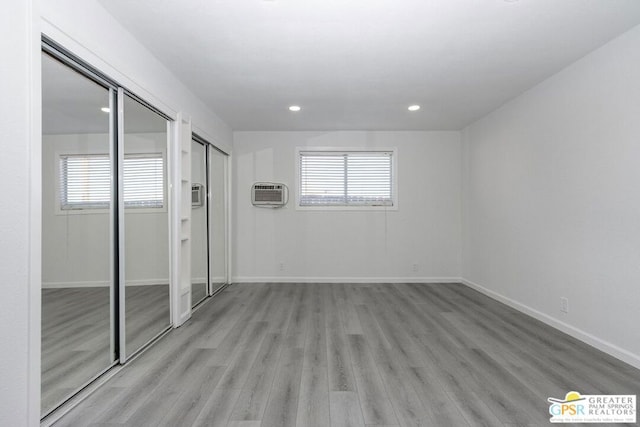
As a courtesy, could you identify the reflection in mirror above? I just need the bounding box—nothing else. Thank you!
[122,95,171,359]
[41,52,115,415]
[191,140,208,306]
[209,148,228,292]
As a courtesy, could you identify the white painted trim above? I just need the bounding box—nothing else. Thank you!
[232,276,462,284]
[42,279,171,289]
[172,113,192,327]
[108,87,117,376]
[125,279,170,286]
[29,0,42,422]
[460,278,640,370]
[226,150,232,287]
[117,87,127,363]
[225,152,232,286]
[170,115,180,328]
[42,281,110,289]
[170,115,180,329]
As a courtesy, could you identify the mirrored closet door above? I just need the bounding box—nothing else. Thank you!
[41,43,229,418]
[191,139,228,307]
[41,51,116,416]
[191,140,208,306]
[41,47,174,416]
[120,94,171,360]
[209,146,228,293]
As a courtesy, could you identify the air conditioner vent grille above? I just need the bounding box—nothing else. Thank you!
[252,182,287,207]
[255,189,283,202]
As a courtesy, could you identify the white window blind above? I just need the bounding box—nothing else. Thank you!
[299,151,393,207]
[59,153,164,210]
[122,154,164,208]
[60,154,111,209]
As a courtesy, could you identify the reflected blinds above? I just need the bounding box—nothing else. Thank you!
[299,151,393,206]
[122,154,164,208]
[59,153,164,210]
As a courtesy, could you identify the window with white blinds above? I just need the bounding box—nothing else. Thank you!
[299,150,394,207]
[59,153,164,210]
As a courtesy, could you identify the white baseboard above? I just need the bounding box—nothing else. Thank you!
[43,277,218,289]
[126,279,170,286]
[461,277,640,370]
[42,280,110,289]
[231,276,462,284]
[42,278,171,289]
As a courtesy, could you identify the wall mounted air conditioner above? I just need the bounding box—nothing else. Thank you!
[192,183,203,207]
[251,182,288,207]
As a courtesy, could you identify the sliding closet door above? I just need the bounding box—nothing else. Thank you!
[191,140,208,306]
[209,147,228,293]
[120,94,171,359]
[41,52,116,415]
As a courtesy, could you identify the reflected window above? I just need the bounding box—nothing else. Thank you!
[122,153,164,208]
[59,154,110,209]
[59,152,165,210]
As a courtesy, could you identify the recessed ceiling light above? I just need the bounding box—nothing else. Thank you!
[408,105,420,112]
[289,105,301,112]
[101,107,110,113]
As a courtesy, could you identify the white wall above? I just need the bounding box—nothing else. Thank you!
[0,1,40,425]
[462,24,640,368]
[233,131,461,282]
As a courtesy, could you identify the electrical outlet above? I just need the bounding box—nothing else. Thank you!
[279,262,284,272]
[560,297,569,313]
[412,264,419,272]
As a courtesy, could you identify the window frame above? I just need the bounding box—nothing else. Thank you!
[56,151,167,214]
[296,147,398,211]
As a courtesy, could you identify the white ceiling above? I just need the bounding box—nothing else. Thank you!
[97,0,640,131]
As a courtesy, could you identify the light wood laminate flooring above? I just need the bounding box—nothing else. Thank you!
[53,283,640,426]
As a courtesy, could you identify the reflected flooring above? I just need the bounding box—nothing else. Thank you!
[42,287,111,416]
[192,282,208,307]
[125,285,170,357]
[42,285,170,416]
[54,283,640,426]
